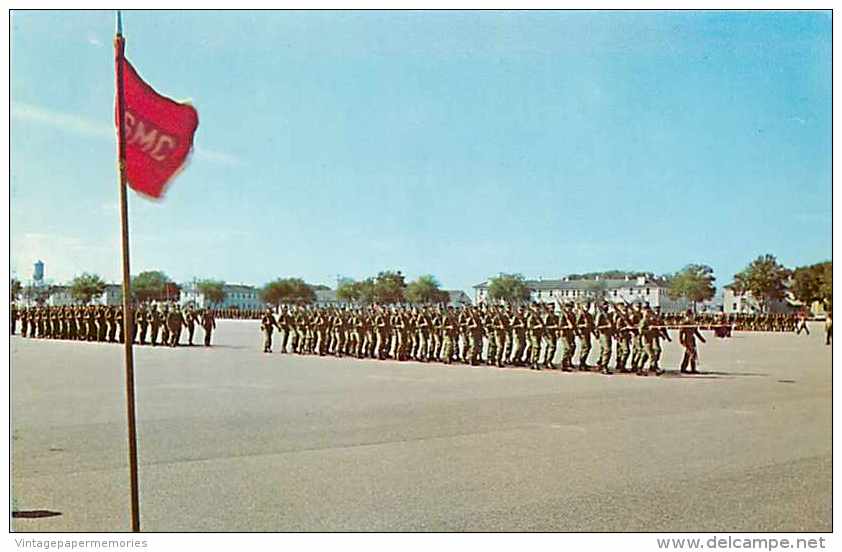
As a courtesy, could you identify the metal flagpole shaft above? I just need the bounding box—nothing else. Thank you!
[114,10,141,533]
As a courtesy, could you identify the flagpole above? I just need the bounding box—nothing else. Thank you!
[114,10,142,533]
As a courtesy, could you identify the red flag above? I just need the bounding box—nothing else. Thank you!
[115,44,198,199]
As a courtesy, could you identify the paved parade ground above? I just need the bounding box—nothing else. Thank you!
[11,320,832,532]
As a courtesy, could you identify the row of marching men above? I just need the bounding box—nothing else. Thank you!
[11,303,216,347]
[258,301,714,375]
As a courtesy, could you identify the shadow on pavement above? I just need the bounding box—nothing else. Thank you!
[13,510,62,519]
[659,370,767,379]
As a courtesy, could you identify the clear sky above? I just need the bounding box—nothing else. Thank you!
[10,10,832,296]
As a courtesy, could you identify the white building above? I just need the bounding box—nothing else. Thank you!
[314,289,340,307]
[722,286,799,314]
[180,283,262,310]
[46,285,73,306]
[446,290,472,307]
[473,275,691,313]
[92,284,124,305]
[46,283,124,306]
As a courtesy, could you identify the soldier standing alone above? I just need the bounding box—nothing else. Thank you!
[201,308,216,346]
[679,310,706,374]
[825,312,832,346]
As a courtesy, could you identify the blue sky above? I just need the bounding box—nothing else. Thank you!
[10,10,831,296]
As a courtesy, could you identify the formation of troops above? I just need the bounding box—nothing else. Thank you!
[210,308,262,320]
[9,303,216,347]
[258,301,744,375]
[11,301,829,367]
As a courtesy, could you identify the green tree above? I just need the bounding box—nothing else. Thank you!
[131,271,175,302]
[667,264,716,312]
[372,270,406,304]
[406,274,449,304]
[566,270,647,281]
[732,254,791,313]
[10,278,21,303]
[196,279,226,307]
[260,278,316,306]
[487,273,531,305]
[791,261,832,310]
[790,264,822,306]
[818,261,832,310]
[337,273,406,305]
[336,280,363,304]
[69,273,107,304]
[357,279,378,305]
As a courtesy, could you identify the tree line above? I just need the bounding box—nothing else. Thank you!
[10,256,830,313]
[9,271,225,306]
[261,271,451,306]
[482,255,831,313]
[10,269,455,309]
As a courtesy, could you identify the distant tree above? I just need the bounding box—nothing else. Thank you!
[667,264,716,312]
[70,273,107,304]
[260,277,316,306]
[372,271,406,304]
[566,270,648,281]
[260,280,289,306]
[310,284,331,291]
[357,278,378,305]
[336,280,362,304]
[132,271,175,303]
[732,254,790,313]
[294,280,318,304]
[790,265,822,306]
[487,273,531,305]
[10,278,21,303]
[337,272,407,305]
[197,279,226,307]
[818,261,832,310]
[791,261,832,310]
[406,275,449,304]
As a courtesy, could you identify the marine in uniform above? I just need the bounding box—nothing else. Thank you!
[679,310,706,374]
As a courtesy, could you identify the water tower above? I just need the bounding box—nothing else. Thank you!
[33,260,44,285]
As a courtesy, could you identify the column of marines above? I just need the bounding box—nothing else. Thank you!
[9,301,823,371]
[257,301,737,375]
[11,303,216,347]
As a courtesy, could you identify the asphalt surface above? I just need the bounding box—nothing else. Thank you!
[11,320,832,532]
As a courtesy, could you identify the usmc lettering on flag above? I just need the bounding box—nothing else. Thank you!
[124,111,179,162]
[117,57,198,199]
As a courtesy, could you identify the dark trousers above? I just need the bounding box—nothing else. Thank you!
[680,347,698,372]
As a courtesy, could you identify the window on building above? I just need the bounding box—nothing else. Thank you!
[646,288,650,295]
